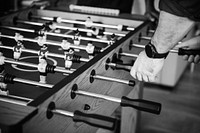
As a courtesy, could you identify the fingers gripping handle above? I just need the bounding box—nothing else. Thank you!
[178,48,200,56]
[73,111,117,130]
[120,96,161,115]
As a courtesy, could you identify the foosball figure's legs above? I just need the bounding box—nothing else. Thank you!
[38,58,47,83]
[64,48,74,69]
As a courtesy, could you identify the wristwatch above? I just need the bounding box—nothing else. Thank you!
[145,42,169,59]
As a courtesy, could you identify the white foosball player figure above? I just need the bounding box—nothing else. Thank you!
[37,35,47,47]
[13,41,24,61]
[61,39,71,54]
[0,52,8,95]
[64,48,74,69]
[86,41,95,59]
[14,33,23,42]
[38,57,47,84]
[85,17,93,36]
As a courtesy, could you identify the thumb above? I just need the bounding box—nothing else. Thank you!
[176,36,200,49]
[175,41,190,49]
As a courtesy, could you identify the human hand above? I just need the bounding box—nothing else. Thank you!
[176,36,200,63]
[130,51,164,82]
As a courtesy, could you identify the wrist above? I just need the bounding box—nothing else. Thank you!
[151,39,170,53]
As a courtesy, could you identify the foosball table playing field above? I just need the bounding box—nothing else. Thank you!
[0,8,162,133]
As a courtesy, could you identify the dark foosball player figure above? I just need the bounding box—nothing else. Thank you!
[86,41,95,59]
[38,44,48,63]
[13,40,24,61]
[92,27,106,39]
[64,48,75,69]
[0,53,8,95]
[73,29,81,45]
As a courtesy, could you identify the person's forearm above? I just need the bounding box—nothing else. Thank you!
[152,11,195,53]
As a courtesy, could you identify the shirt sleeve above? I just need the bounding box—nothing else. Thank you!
[159,0,200,21]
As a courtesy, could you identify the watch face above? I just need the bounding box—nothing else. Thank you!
[145,43,154,58]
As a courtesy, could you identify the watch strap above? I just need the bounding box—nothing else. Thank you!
[145,42,169,59]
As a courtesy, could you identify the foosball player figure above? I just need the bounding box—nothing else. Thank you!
[38,57,47,84]
[13,40,24,61]
[109,34,116,45]
[14,33,23,42]
[64,48,74,69]
[0,53,8,95]
[42,21,56,32]
[37,34,47,47]
[92,27,106,39]
[86,41,95,59]
[61,38,71,55]
[85,17,93,36]
[73,29,81,52]
[38,44,48,63]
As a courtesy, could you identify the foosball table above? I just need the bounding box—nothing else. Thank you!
[0,7,162,133]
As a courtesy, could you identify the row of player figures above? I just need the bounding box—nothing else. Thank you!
[0,14,131,100]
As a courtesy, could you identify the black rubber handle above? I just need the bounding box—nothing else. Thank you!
[178,48,200,56]
[73,111,117,130]
[121,96,161,115]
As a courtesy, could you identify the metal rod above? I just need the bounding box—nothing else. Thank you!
[52,109,74,117]
[16,20,111,44]
[0,33,90,52]
[140,36,152,40]
[5,58,74,74]
[0,94,33,106]
[130,43,179,53]
[0,26,35,33]
[31,15,134,31]
[76,90,121,103]
[119,52,138,58]
[56,25,126,37]
[13,77,53,88]
[93,75,130,85]
[0,45,89,63]
[17,20,43,26]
